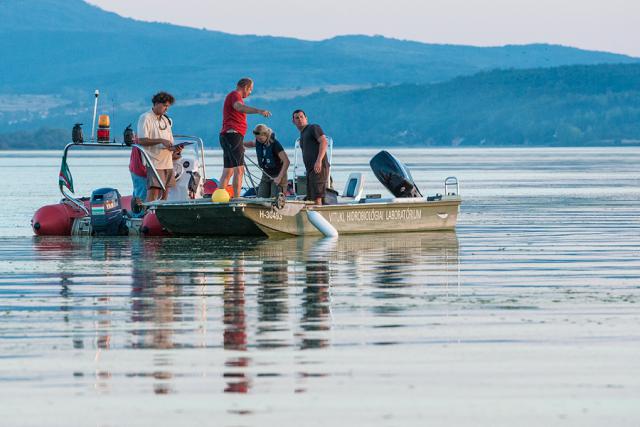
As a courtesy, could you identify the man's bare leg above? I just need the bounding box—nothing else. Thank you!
[147,187,161,202]
[232,166,244,198]
[219,167,233,189]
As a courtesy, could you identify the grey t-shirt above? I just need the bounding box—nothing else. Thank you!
[300,124,330,173]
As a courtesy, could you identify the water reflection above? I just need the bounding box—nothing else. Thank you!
[24,232,459,395]
[222,257,250,393]
[299,238,334,351]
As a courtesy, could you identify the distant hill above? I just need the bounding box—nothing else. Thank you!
[0,0,637,98]
[172,63,640,147]
[1,0,639,148]
[3,64,639,149]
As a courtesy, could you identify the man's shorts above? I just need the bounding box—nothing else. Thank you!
[219,132,245,168]
[306,168,329,201]
[147,168,176,190]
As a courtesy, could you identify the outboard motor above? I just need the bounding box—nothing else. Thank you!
[90,188,127,235]
[370,150,422,198]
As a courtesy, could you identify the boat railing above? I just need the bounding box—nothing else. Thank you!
[444,176,460,196]
[173,135,207,181]
[59,141,164,215]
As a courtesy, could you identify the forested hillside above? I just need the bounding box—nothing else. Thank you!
[4,64,639,149]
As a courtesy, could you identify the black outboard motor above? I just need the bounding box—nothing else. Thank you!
[90,188,127,236]
[370,151,422,198]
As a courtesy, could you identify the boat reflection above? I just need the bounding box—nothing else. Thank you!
[30,232,459,394]
[222,257,250,393]
[299,238,334,351]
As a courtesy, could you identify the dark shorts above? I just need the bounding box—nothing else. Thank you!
[147,168,176,190]
[219,132,245,168]
[306,169,329,201]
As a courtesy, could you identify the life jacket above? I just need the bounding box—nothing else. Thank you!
[256,137,280,173]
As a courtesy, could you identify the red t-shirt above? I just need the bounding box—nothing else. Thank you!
[220,90,247,136]
[129,146,147,177]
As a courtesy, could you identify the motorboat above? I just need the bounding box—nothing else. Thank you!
[32,105,461,239]
[151,149,461,238]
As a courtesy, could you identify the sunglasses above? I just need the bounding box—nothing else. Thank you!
[253,131,265,136]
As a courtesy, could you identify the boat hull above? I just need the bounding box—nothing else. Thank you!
[153,197,461,237]
[154,200,269,236]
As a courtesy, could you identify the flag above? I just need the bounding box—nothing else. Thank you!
[58,151,74,193]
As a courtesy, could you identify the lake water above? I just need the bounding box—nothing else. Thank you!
[0,147,639,426]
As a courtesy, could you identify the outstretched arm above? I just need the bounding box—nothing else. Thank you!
[233,101,271,117]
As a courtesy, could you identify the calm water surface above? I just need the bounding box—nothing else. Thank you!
[0,147,639,426]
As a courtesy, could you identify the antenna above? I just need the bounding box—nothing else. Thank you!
[90,89,100,142]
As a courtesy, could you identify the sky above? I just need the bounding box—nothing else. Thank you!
[86,0,639,57]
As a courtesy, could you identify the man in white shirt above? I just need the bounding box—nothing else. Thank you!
[136,92,176,201]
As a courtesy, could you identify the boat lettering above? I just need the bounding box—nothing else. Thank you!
[346,210,384,222]
[328,208,422,222]
[259,209,283,221]
[329,210,384,222]
[385,208,422,221]
[328,212,346,222]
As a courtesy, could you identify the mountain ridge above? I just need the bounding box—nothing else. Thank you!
[1,0,639,147]
[1,0,637,96]
[3,63,639,149]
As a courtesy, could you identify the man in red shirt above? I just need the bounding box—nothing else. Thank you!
[219,78,271,198]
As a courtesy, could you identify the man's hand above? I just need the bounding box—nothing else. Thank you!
[314,160,322,174]
[161,139,173,149]
[260,109,272,118]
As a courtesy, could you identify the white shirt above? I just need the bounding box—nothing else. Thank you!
[137,111,173,170]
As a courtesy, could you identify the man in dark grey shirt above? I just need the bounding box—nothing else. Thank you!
[292,109,330,205]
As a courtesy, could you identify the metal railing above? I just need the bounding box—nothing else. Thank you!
[58,141,169,214]
[444,176,460,196]
[173,135,207,181]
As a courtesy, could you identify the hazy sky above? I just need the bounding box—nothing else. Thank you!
[87,0,638,57]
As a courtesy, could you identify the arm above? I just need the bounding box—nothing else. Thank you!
[314,135,328,174]
[136,115,173,149]
[243,140,256,148]
[137,137,173,149]
[275,150,290,185]
[233,101,271,117]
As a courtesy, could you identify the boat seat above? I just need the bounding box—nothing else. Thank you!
[341,172,365,202]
